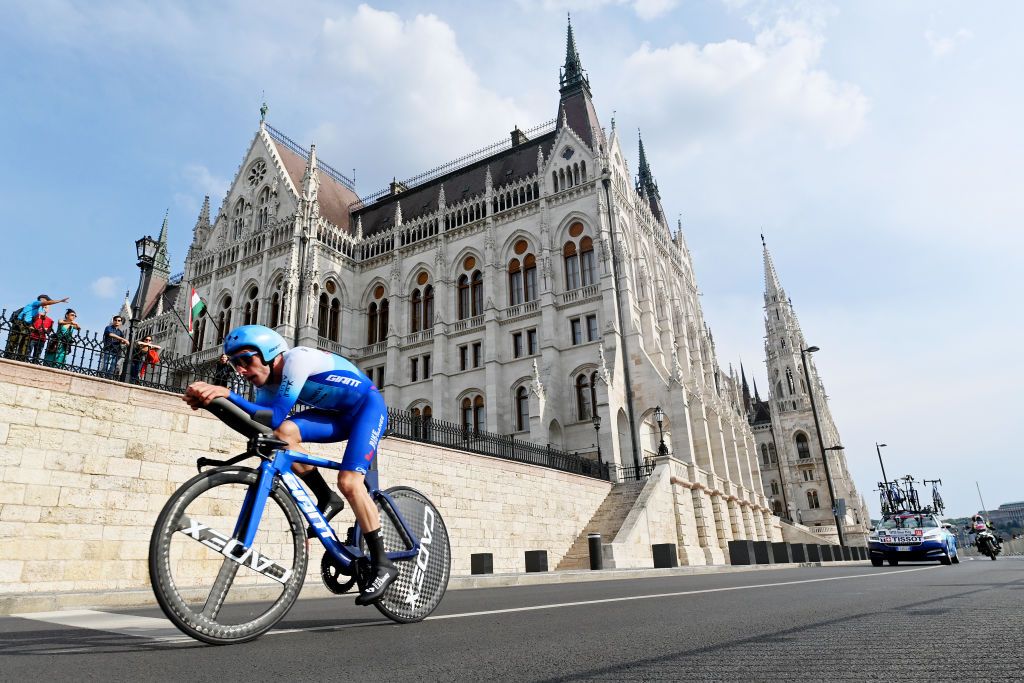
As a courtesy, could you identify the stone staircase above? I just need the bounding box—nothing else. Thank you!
[556,481,647,570]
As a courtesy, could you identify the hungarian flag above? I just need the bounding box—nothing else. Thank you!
[188,288,206,333]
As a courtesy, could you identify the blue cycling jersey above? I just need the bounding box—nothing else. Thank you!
[228,347,375,429]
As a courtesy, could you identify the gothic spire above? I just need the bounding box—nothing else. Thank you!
[559,14,589,96]
[154,210,171,276]
[762,233,785,303]
[195,195,210,231]
[556,15,602,149]
[635,130,666,225]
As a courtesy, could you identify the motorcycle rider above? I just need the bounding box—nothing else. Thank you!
[968,514,1002,555]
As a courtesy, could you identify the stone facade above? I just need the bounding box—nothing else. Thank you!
[136,22,768,515]
[747,241,870,545]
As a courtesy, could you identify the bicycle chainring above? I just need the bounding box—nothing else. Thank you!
[320,552,357,595]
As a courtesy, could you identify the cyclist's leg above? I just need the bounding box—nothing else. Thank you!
[280,411,350,528]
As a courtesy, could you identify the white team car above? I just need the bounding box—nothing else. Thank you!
[868,513,959,566]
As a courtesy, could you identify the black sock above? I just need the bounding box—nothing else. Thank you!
[364,529,393,567]
[298,469,335,509]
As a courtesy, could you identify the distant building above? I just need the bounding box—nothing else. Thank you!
[988,501,1024,528]
[746,239,870,544]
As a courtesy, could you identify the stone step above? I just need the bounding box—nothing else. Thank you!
[556,481,647,570]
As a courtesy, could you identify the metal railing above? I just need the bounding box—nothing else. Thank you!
[615,457,657,483]
[1,310,610,481]
[386,410,609,481]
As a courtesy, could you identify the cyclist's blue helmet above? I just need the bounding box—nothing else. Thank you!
[223,325,288,363]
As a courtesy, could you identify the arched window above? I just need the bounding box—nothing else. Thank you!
[367,302,378,344]
[770,480,780,496]
[243,286,259,325]
[317,293,329,338]
[232,199,245,239]
[580,160,586,181]
[551,171,559,193]
[523,253,537,301]
[461,394,485,434]
[270,292,281,328]
[575,371,599,421]
[564,241,580,290]
[786,368,796,395]
[191,316,207,352]
[807,490,820,509]
[329,297,341,342]
[411,288,422,332]
[378,297,389,341]
[217,296,232,344]
[256,187,271,231]
[423,285,434,328]
[772,499,783,515]
[768,442,778,463]
[471,271,483,316]
[508,259,523,306]
[776,380,785,398]
[580,236,596,286]
[761,443,771,466]
[795,432,811,459]
[515,387,530,431]
[457,274,470,320]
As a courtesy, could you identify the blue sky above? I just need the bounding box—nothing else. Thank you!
[2,1,1020,518]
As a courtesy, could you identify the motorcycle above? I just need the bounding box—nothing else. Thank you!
[975,530,1001,560]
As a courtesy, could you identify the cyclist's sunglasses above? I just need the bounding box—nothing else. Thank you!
[228,350,261,368]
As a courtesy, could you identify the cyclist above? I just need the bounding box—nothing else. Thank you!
[182,324,395,605]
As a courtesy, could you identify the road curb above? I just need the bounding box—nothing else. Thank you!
[0,561,867,616]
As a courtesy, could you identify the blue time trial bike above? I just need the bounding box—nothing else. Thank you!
[148,398,450,645]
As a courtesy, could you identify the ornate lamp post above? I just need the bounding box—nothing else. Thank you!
[123,235,161,382]
[875,442,890,492]
[800,345,846,547]
[592,412,602,464]
[654,405,668,456]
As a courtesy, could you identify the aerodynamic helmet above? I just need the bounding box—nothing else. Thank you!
[223,324,288,363]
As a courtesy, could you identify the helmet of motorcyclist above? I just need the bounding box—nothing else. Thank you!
[223,325,288,364]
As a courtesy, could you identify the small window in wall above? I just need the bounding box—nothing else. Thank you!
[770,480,780,496]
[570,318,582,345]
[515,386,530,432]
[802,469,815,481]
[472,341,482,368]
[527,328,538,355]
[795,432,811,459]
[512,332,523,358]
[459,345,469,371]
[423,354,431,380]
[410,357,419,383]
[586,314,598,341]
[807,490,820,509]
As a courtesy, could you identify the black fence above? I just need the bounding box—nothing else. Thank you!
[386,410,610,480]
[1,310,610,481]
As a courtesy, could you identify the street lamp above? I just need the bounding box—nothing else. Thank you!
[592,412,602,465]
[875,442,889,489]
[123,235,161,382]
[800,345,846,547]
[654,405,668,456]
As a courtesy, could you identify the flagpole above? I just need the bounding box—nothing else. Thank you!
[170,307,193,339]
[202,298,225,341]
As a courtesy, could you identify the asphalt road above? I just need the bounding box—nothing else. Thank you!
[1,559,1021,681]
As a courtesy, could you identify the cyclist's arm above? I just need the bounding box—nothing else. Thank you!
[228,353,312,429]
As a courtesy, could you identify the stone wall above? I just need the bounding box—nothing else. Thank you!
[0,360,610,596]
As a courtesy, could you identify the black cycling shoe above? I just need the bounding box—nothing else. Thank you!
[306,493,345,539]
[354,562,397,606]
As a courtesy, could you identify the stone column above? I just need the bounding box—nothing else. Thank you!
[727,497,744,540]
[691,483,725,565]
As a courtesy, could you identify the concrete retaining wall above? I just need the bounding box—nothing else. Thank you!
[0,359,610,596]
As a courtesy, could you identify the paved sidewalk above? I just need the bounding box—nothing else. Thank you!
[0,560,866,615]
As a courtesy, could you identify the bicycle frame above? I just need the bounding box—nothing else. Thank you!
[230,447,420,570]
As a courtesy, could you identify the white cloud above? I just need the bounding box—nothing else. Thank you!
[91,276,121,299]
[318,5,533,174]
[925,28,973,58]
[519,0,676,20]
[182,163,229,203]
[615,17,868,149]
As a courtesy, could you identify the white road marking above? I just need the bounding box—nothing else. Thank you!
[12,609,191,644]
[13,566,939,644]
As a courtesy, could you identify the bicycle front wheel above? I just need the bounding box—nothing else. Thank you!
[149,467,308,645]
[370,486,451,623]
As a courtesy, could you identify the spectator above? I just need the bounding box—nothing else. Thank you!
[141,342,161,380]
[212,353,236,388]
[44,309,80,367]
[5,294,69,359]
[27,306,55,362]
[99,315,128,378]
[129,335,161,381]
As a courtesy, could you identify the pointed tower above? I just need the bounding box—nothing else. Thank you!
[154,210,171,278]
[636,131,667,225]
[755,237,868,544]
[556,15,603,149]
